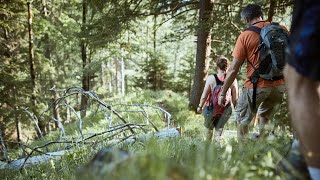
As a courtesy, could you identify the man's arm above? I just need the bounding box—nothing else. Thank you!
[218,58,243,106]
[221,58,243,95]
[230,78,239,108]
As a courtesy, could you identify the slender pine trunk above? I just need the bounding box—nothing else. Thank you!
[0,129,8,161]
[189,0,214,110]
[28,2,45,137]
[121,57,125,97]
[267,0,276,22]
[80,0,89,117]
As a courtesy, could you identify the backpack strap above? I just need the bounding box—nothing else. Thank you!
[246,60,260,110]
[244,26,261,34]
[245,26,264,55]
[244,26,262,110]
[250,73,259,110]
[213,74,223,86]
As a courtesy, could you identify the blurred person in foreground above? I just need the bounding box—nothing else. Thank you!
[284,0,320,179]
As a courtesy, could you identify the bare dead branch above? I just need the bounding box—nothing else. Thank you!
[112,103,172,129]
[138,106,160,132]
[23,108,44,139]
[61,102,84,139]
[3,86,175,170]
[19,123,144,170]
[51,117,66,140]
[2,140,48,157]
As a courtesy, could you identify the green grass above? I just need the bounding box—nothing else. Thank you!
[0,90,293,179]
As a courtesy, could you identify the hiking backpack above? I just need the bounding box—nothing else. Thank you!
[207,74,231,120]
[245,22,289,109]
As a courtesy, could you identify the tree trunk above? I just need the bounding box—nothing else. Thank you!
[43,0,52,130]
[80,0,89,117]
[101,62,107,88]
[188,67,193,98]
[44,33,60,130]
[144,21,150,89]
[115,59,119,94]
[267,0,276,22]
[52,90,61,129]
[125,75,128,96]
[121,57,125,97]
[13,86,21,143]
[173,45,179,75]
[0,129,8,161]
[15,116,21,143]
[153,15,157,51]
[27,2,36,106]
[108,61,113,93]
[28,2,44,137]
[44,29,54,132]
[189,0,214,110]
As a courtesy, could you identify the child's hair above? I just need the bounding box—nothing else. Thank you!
[216,56,230,71]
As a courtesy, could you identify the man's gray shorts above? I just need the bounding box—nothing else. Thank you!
[235,85,286,126]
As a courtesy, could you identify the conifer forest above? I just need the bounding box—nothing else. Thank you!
[0,0,299,179]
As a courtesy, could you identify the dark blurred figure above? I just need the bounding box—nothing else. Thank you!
[284,0,320,179]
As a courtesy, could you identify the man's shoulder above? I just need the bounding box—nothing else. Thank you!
[237,28,260,43]
[238,29,256,40]
[253,21,270,28]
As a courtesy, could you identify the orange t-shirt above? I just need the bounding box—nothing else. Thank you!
[232,21,287,88]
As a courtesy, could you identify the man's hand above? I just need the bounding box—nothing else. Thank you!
[218,92,226,106]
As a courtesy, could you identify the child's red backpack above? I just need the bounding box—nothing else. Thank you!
[207,74,231,120]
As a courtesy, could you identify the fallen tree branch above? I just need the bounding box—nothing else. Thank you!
[3,86,175,171]
[61,102,84,139]
[51,117,66,140]
[139,106,159,132]
[1,128,180,171]
[18,123,145,170]
[23,108,44,139]
[112,103,172,129]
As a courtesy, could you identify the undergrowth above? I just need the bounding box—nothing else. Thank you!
[0,90,293,179]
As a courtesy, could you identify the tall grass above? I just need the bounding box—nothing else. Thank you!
[0,90,292,179]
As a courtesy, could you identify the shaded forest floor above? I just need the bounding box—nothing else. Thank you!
[0,90,293,179]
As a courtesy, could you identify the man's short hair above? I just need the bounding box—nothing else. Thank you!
[240,4,263,21]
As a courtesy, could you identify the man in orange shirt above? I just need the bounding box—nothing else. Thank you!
[218,4,287,138]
